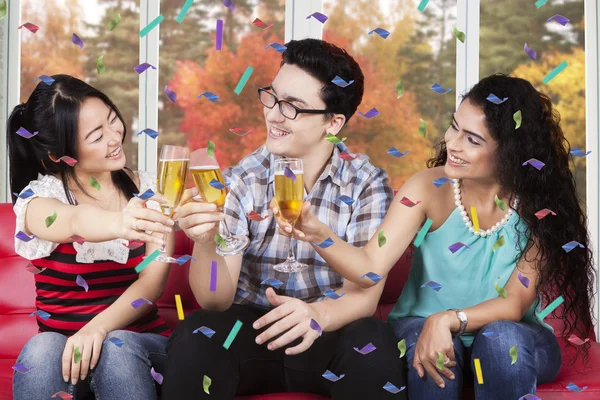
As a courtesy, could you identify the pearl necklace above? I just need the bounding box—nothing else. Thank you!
[453,179,519,238]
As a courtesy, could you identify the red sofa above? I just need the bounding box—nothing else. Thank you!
[1,202,600,399]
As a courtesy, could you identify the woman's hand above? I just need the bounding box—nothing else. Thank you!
[174,188,225,245]
[116,194,175,246]
[269,199,328,243]
[412,313,457,388]
[62,324,108,385]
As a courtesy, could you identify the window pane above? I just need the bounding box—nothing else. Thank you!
[20,0,140,170]
[480,0,586,203]
[159,0,285,169]
[323,0,457,188]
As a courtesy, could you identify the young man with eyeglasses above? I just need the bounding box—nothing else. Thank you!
[162,38,406,399]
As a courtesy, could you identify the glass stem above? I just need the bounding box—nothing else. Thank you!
[160,231,167,253]
[220,220,235,244]
[286,227,296,262]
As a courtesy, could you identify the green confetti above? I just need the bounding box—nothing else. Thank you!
[413,218,433,247]
[325,133,347,145]
[73,346,82,364]
[398,339,406,358]
[418,119,426,137]
[207,140,216,158]
[514,110,522,129]
[215,233,227,248]
[453,26,466,43]
[396,80,404,99]
[108,13,121,31]
[436,351,445,371]
[509,345,518,365]
[493,235,505,253]
[223,320,243,349]
[45,211,58,228]
[494,195,506,211]
[135,249,161,273]
[495,279,507,299]
[378,230,387,247]
[89,177,101,191]
[203,375,212,394]
[97,55,106,74]
[0,1,7,20]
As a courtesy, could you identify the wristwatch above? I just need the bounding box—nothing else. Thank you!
[448,308,468,336]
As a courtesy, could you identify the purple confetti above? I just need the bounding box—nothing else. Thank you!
[175,255,196,265]
[313,237,334,249]
[12,364,34,374]
[16,231,37,242]
[570,148,591,157]
[310,318,323,336]
[358,107,380,119]
[151,367,163,385]
[134,63,157,74]
[431,83,452,95]
[323,288,345,300]
[223,0,235,11]
[216,19,223,50]
[283,166,296,183]
[71,33,84,49]
[448,242,469,253]
[104,337,125,347]
[522,158,545,170]
[164,85,177,102]
[368,27,390,39]
[547,14,570,26]
[14,188,35,199]
[197,91,220,103]
[562,240,584,253]
[306,12,328,23]
[16,127,38,139]
[353,342,376,355]
[524,43,537,60]
[261,277,284,289]
[210,260,217,292]
[387,147,409,158]
[517,272,530,288]
[134,188,155,200]
[566,382,588,392]
[322,370,345,382]
[131,298,152,309]
[383,382,405,394]
[138,128,158,139]
[360,272,382,284]
[433,176,451,188]
[209,179,230,190]
[30,310,51,320]
[76,275,89,292]
[265,42,287,53]
[487,93,509,104]
[193,326,216,338]
[420,281,442,292]
[331,75,354,88]
[34,75,55,85]
[336,195,354,205]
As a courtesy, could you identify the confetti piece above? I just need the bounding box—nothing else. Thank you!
[448,242,469,254]
[248,211,268,221]
[494,195,507,211]
[336,195,354,205]
[331,75,354,88]
[310,318,323,336]
[16,231,37,242]
[431,83,453,95]
[197,91,219,103]
[421,280,442,292]
[524,43,537,60]
[215,233,227,247]
[175,294,184,320]
[18,22,39,33]
[210,260,217,292]
[358,107,380,119]
[398,339,406,358]
[562,241,584,253]
[492,236,505,253]
[193,326,216,338]
[313,237,335,249]
[164,85,177,102]
[108,13,120,31]
[322,370,345,382]
[323,288,345,300]
[517,271,530,289]
[399,197,421,207]
[325,133,347,144]
[306,12,328,23]
[252,18,273,29]
[203,375,212,394]
[570,148,592,157]
[96,55,106,74]
[72,33,84,49]
[418,118,426,137]
[566,382,588,392]
[224,320,243,349]
[387,147,409,158]
[34,75,55,85]
[261,277,284,289]
[432,176,450,188]
[474,358,484,384]
[360,272,382,284]
[547,14,570,26]
[176,0,194,23]
[522,158,545,170]
[414,218,433,247]
[14,188,34,199]
[151,367,163,384]
[495,279,507,298]
[0,1,6,20]
[482,331,501,339]
[378,231,387,247]
[470,206,480,232]
[174,255,196,265]
[230,127,252,136]
[234,66,253,95]
[223,0,235,11]
[543,61,568,84]
[537,295,564,320]
[396,80,404,99]
[104,337,125,347]
[134,188,155,200]
[135,63,157,74]
[215,19,224,50]
[436,351,445,371]
[265,42,287,53]
[30,310,51,320]
[69,235,86,245]
[567,334,590,346]
[453,26,466,43]
[51,392,73,400]
[353,342,376,355]
[138,128,158,139]
[417,0,429,12]
[25,264,44,274]
[339,151,356,161]
[16,127,38,139]
[487,93,509,104]
[76,275,89,292]
[73,346,82,364]
[510,345,518,365]
[131,298,152,309]
[134,249,160,273]
[209,179,230,190]
[45,211,58,228]
[89,177,101,192]
[140,14,164,37]
[535,0,548,9]
[383,382,405,394]
[368,27,390,39]
[12,364,34,374]
[284,166,296,183]
[519,395,541,400]
[123,240,144,250]
[207,140,216,158]
[514,110,522,129]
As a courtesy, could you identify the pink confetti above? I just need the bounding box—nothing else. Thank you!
[68,235,86,244]
[252,18,273,30]
[399,197,421,207]
[18,22,40,33]
[248,211,268,221]
[164,85,177,103]
[51,392,73,400]
[339,151,357,161]
[49,154,78,166]
[534,208,556,219]
[229,127,253,136]
[567,334,590,346]
[517,271,530,288]
[25,263,45,274]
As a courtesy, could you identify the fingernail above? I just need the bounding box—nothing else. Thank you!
[166,227,172,233]
[255,337,262,344]
[285,227,292,232]
[90,365,95,370]
[192,187,199,195]
[450,375,455,380]
[72,378,77,385]
[168,219,175,226]
[285,349,291,355]
[253,322,260,329]
[440,383,445,388]
[64,375,69,383]
[210,204,217,210]
[81,374,86,381]
[267,343,274,350]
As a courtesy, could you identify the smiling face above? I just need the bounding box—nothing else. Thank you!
[263,64,345,158]
[444,98,499,181]
[74,97,126,174]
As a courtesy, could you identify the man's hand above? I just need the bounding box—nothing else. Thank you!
[174,188,225,244]
[253,287,322,355]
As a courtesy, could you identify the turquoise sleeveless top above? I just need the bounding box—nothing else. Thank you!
[387,207,553,346]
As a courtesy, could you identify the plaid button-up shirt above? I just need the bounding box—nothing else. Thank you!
[223,144,393,309]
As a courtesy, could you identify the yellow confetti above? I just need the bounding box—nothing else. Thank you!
[175,294,184,320]
[474,358,484,384]
[470,206,479,233]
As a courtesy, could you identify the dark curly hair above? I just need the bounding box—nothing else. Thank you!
[428,74,595,364]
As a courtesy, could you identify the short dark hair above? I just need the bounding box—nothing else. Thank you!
[281,38,364,125]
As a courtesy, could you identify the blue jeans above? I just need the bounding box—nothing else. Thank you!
[13,330,167,400]
[389,317,562,400]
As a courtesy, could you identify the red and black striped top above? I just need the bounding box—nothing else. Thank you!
[30,243,170,337]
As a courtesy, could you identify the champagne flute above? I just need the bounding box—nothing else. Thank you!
[156,145,189,263]
[274,158,309,273]
[189,148,250,256]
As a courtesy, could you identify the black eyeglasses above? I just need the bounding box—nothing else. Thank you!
[258,86,330,120]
